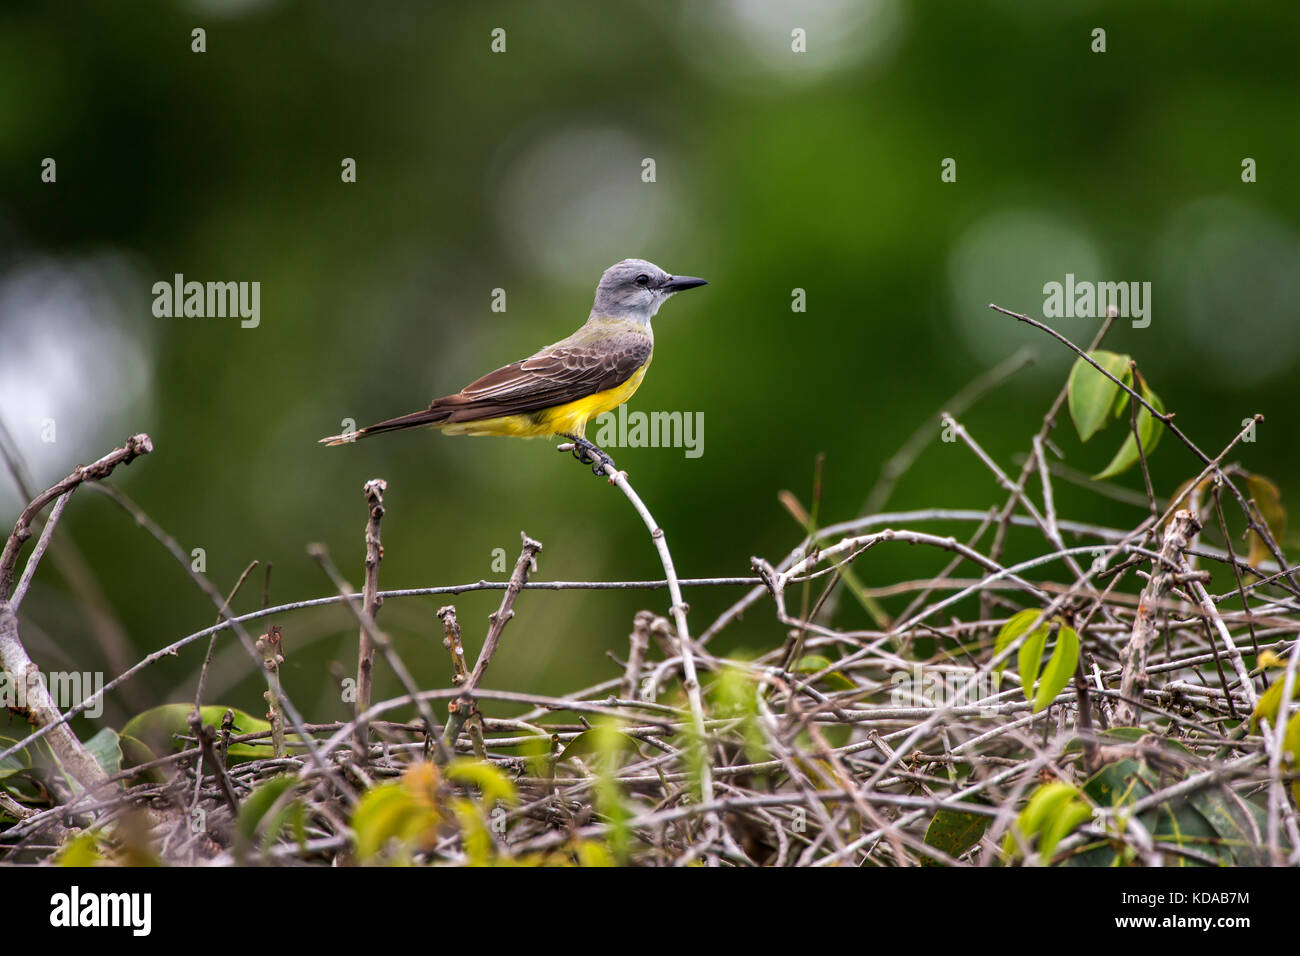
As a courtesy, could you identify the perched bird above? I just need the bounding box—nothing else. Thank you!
[320,259,707,474]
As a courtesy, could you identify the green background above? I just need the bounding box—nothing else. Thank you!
[2,1,1297,731]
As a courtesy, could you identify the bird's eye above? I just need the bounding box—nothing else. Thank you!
[635,274,650,287]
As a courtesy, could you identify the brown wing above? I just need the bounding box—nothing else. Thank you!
[429,339,652,423]
[320,335,652,444]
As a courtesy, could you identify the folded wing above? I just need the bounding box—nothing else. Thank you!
[444,340,652,421]
[320,337,652,444]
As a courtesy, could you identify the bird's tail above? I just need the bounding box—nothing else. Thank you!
[319,406,454,446]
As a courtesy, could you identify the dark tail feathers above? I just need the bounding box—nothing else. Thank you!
[319,406,453,446]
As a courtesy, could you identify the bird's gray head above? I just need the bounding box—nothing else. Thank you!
[589,258,707,324]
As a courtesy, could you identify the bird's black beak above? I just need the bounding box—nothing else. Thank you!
[661,275,708,293]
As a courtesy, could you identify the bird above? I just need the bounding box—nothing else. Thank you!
[320,258,707,475]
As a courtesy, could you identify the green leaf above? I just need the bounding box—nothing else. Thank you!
[1068,757,1278,867]
[1033,626,1079,713]
[1112,365,1135,418]
[992,609,1044,676]
[449,797,495,865]
[1084,758,1156,808]
[711,666,768,764]
[794,654,856,691]
[574,839,617,867]
[1007,781,1088,862]
[1039,798,1092,861]
[56,831,104,867]
[1147,798,1218,866]
[82,728,122,777]
[1068,351,1131,442]
[115,733,166,785]
[922,808,989,865]
[445,758,517,805]
[1245,474,1286,568]
[120,704,276,764]
[1284,713,1300,808]
[278,799,308,851]
[1019,781,1078,836]
[1250,673,1300,731]
[0,736,32,781]
[515,733,554,779]
[235,774,297,860]
[1093,378,1165,480]
[1018,624,1050,702]
[1078,758,1273,866]
[1185,788,1267,866]
[351,783,429,863]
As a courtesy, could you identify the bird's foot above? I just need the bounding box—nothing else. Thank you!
[559,434,618,478]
